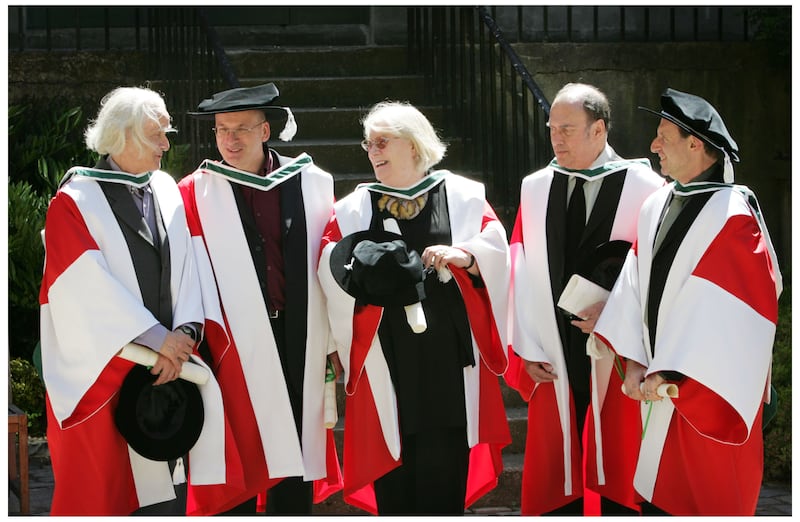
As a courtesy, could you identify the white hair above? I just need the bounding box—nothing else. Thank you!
[84,86,171,157]
[362,101,447,173]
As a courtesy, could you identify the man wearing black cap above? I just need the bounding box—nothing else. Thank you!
[178,83,341,514]
[506,83,664,515]
[592,88,782,515]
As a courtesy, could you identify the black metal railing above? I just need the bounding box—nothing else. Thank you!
[408,6,553,221]
[147,8,239,169]
[489,6,753,43]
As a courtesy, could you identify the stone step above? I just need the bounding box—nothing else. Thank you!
[214,23,371,48]
[217,45,457,184]
[289,105,446,141]
[238,75,429,108]
[175,44,473,198]
[227,45,410,78]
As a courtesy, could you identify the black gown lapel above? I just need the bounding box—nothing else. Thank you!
[151,188,173,328]
[546,174,568,305]
[647,191,714,351]
[98,171,172,327]
[280,173,309,409]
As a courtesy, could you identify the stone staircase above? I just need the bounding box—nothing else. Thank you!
[225,44,468,199]
[228,40,523,513]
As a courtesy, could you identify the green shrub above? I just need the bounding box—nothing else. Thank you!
[763,274,791,482]
[9,358,47,437]
[8,99,95,361]
[162,142,193,181]
[8,100,95,191]
[8,180,52,361]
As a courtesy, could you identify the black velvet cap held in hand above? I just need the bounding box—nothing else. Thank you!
[114,364,204,462]
[330,230,426,307]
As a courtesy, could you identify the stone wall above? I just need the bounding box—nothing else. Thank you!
[8,51,149,113]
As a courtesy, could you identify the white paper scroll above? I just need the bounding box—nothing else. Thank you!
[118,343,210,385]
[621,381,679,399]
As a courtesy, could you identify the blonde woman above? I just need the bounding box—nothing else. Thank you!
[318,101,511,514]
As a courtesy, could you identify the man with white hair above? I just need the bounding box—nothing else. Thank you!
[40,86,230,514]
[506,83,664,515]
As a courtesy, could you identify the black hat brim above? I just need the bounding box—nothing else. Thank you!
[115,365,204,462]
[187,83,290,124]
[330,229,427,306]
[187,105,290,124]
[638,106,739,162]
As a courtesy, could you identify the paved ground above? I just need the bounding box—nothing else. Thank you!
[8,438,792,516]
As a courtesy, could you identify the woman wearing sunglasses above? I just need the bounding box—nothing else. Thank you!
[318,101,511,514]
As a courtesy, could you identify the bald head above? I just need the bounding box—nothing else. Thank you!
[548,83,611,169]
[552,83,612,133]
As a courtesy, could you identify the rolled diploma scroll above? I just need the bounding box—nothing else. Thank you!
[118,343,210,385]
[404,302,427,333]
[654,383,679,398]
[622,382,679,398]
[324,360,338,429]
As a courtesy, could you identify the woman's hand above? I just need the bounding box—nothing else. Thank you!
[421,245,478,275]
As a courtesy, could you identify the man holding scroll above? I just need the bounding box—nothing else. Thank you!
[592,88,782,515]
[39,86,230,515]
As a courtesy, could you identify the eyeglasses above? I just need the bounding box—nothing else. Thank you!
[360,136,400,152]
[146,126,178,142]
[212,120,266,139]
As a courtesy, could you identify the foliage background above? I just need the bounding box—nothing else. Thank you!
[762,275,791,482]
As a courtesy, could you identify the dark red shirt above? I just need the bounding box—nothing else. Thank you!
[240,152,285,313]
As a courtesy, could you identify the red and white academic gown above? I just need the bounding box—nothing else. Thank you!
[593,182,782,515]
[179,153,342,514]
[317,171,511,514]
[506,148,664,514]
[40,167,233,515]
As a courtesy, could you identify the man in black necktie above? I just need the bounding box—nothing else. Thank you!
[178,83,342,515]
[506,83,664,515]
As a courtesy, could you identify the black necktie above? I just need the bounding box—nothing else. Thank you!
[564,177,586,277]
